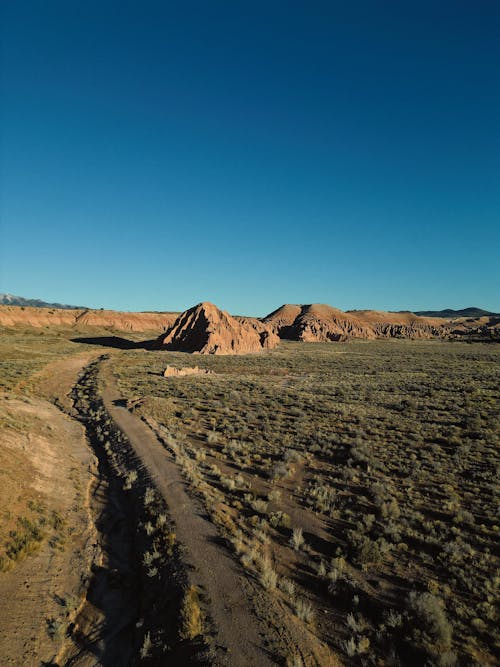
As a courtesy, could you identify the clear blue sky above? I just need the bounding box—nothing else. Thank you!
[1,1,499,316]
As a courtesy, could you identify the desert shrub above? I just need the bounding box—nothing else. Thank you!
[290,527,304,551]
[270,462,291,481]
[268,489,282,502]
[144,486,156,506]
[46,617,64,639]
[347,530,390,564]
[405,592,454,665]
[259,558,278,590]
[286,653,304,667]
[295,598,314,623]
[251,498,269,514]
[279,577,296,597]
[344,635,370,656]
[2,517,45,568]
[123,469,138,490]
[269,511,291,529]
[179,585,203,640]
[140,631,152,658]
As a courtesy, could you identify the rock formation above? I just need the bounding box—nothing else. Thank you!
[264,304,374,341]
[156,302,279,355]
[2,301,497,345]
[163,365,213,377]
[0,306,178,332]
[350,310,445,339]
[264,304,452,341]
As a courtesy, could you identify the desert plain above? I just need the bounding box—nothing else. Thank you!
[0,301,498,666]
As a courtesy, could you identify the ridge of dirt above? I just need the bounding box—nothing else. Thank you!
[0,305,178,332]
[0,372,96,665]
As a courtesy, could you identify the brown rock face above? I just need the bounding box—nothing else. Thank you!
[0,306,178,332]
[264,304,374,341]
[351,310,446,339]
[264,304,451,341]
[156,302,279,355]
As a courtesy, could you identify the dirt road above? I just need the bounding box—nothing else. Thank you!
[100,360,275,667]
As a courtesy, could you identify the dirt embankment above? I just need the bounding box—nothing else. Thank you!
[0,374,95,665]
[59,358,209,666]
[0,305,178,332]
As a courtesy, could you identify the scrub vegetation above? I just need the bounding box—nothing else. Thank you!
[113,340,499,666]
[0,326,498,665]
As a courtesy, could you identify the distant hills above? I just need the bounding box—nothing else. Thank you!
[156,302,500,353]
[412,307,498,318]
[1,298,499,347]
[1,294,498,325]
[0,293,87,309]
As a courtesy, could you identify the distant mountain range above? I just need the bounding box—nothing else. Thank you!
[412,307,498,318]
[0,293,87,309]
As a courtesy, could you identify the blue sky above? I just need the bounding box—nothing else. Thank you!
[1,1,499,316]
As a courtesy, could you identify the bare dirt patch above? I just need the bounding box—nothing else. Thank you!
[0,394,95,665]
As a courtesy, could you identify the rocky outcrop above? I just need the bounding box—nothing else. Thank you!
[447,316,500,342]
[264,304,374,341]
[296,305,375,341]
[156,302,279,355]
[264,304,453,341]
[163,365,213,377]
[3,302,496,345]
[351,310,446,339]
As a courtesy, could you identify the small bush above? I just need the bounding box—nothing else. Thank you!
[295,598,314,624]
[290,527,304,551]
[260,558,278,590]
[179,585,203,640]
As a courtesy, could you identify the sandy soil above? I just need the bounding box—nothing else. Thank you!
[0,393,95,666]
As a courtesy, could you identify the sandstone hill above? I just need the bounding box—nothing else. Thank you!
[155,302,279,354]
[265,304,449,341]
[0,306,178,332]
[264,304,374,341]
[349,310,445,339]
[2,301,498,346]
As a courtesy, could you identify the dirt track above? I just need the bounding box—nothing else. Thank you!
[100,359,275,667]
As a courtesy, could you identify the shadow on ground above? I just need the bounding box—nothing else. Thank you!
[71,336,156,350]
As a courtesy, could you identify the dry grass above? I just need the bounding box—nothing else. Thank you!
[179,585,203,640]
[1,326,497,665]
[113,340,499,666]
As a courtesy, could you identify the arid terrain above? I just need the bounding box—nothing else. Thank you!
[0,303,498,666]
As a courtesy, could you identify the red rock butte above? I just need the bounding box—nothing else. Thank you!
[155,302,279,355]
[264,304,449,341]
